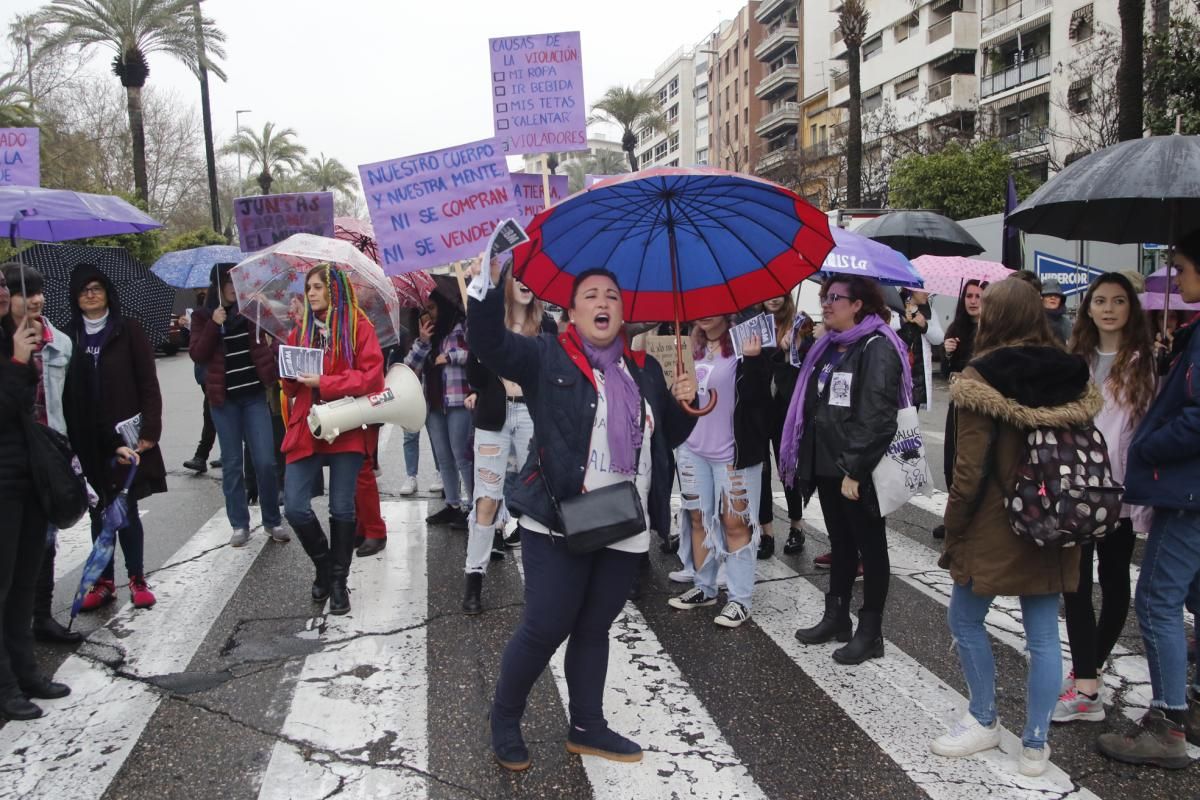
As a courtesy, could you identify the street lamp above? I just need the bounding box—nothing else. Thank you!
[235,109,252,193]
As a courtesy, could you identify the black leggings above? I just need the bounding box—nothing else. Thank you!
[759,431,805,526]
[816,477,890,613]
[1063,517,1137,681]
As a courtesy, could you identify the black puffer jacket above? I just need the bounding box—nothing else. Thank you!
[793,333,903,494]
[467,281,696,534]
[0,332,35,498]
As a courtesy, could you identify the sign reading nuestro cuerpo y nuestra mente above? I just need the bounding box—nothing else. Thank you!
[359,138,517,274]
[489,31,586,155]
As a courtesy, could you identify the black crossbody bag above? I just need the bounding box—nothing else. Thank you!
[539,395,647,555]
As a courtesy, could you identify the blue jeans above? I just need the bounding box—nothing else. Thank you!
[466,402,534,574]
[425,406,473,507]
[210,392,282,530]
[676,444,762,610]
[403,430,421,478]
[1136,509,1200,710]
[948,581,1061,748]
[90,495,144,580]
[284,452,364,526]
[493,528,640,728]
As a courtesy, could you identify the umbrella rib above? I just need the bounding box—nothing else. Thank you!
[546,187,671,276]
[629,201,672,322]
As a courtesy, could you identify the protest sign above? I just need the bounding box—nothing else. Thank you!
[643,335,695,390]
[278,346,325,380]
[489,31,587,155]
[234,192,334,252]
[0,128,39,186]
[360,138,517,274]
[511,173,566,227]
[730,313,777,360]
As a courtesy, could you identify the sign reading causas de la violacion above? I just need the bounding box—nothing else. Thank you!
[0,128,39,186]
[234,192,335,253]
[1033,250,1109,297]
[489,31,587,155]
[511,173,567,228]
[359,138,517,273]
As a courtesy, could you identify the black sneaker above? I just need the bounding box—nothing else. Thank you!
[783,526,805,554]
[426,505,460,525]
[504,529,521,548]
[450,507,470,531]
[659,532,680,554]
[757,534,775,560]
[932,524,946,540]
[182,457,207,474]
[668,587,718,610]
[490,529,506,561]
[209,458,222,469]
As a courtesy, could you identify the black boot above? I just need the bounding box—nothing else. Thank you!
[33,546,82,644]
[833,609,885,665]
[328,518,356,616]
[0,694,42,721]
[463,572,483,615]
[794,593,852,644]
[291,518,332,602]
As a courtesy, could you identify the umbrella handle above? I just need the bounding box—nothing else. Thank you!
[679,391,717,417]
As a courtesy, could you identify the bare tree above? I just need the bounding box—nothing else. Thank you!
[1050,27,1121,167]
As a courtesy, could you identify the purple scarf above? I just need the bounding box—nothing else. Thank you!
[580,337,643,475]
[778,314,913,486]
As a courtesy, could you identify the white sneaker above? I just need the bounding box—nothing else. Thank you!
[229,528,251,548]
[266,525,291,543]
[930,713,1001,757]
[428,476,444,494]
[668,568,695,583]
[398,477,416,496]
[714,601,750,628]
[1018,744,1049,777]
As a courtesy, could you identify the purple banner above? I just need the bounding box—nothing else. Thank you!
[489,31,587,155]
[359,138,517,274]
[234,192,335,252]
[512,173,567,228]
[0,128,39,186]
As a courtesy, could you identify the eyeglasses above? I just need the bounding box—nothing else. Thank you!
[820,293,853,305]
[79,285,106,297]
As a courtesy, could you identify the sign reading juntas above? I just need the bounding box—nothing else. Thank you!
[234,192,335,252]
[489,31,587,156]
[511,173,567,228]
[1033,250,1109,297]
[0,128,39,186]
[359,138,517,274]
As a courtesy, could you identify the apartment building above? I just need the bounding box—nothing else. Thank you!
[753,0,804,181]
[632,47,701,170]
[708,3,768,172]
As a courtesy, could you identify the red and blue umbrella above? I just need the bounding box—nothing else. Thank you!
[513,167,834,324]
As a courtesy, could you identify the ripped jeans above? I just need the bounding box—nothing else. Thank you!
[465,401,534,574]
[676,443,762,610]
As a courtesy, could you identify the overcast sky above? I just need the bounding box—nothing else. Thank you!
[7,0,740,176]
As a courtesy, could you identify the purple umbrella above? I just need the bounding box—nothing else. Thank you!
[1139,292,1200,312]
[810,226,924,288]
[1144,266,1175,294]
[2,186,162,243]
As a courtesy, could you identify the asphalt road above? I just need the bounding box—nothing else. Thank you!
[2,353,1195,800]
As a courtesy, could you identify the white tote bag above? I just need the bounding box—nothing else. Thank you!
[870,405,934,516]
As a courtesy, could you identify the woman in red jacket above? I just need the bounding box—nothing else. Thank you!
[281,265,385,615]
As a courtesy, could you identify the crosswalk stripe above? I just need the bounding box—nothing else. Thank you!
[511,525,769,799]
[0,508,266,799]
[257,502,430,799]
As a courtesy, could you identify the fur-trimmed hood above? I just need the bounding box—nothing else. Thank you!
[950,346,1101,429]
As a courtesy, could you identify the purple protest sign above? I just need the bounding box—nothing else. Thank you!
[0,128,39,186]
[489,31,587,156]
[359,138,517,274]
[234,191,335,252]
[511,173,567,228]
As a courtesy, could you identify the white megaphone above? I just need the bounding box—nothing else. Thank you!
[308,364,426,443]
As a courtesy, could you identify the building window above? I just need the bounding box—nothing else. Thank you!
[744,68,749,88]
[1069,4,1094,42]
[1068,76,1092,112]
[666,103,679,123]
[654,140,669,160]
[744,108,749,125]
[669,132,680,153]
[668,159,679,167]
[639,127,653,143]
[657,87,668,106]
[862,35,883,62]
[863,89,883,114]
[696,148,708,165]
[669,76,680,97]
[734,77,739,100]
[894,75,919,99]
[733,46,739,67]
[640,151,654,167]
[695,83,708,103]
[894,14,918,43]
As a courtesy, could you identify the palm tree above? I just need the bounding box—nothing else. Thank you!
[589,86,670,173]
[839,0,869,208]
[7,13,46,111]
[0,76,34,128]
[222,122,307,195]
[38,0,227,205]
[563,150,630,193]
[1116,0,1144,141]
[300,153,356,195]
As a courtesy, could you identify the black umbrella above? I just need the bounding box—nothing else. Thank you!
[1006,135,1200,245]
[856,210,985,258]
[21,243,176,346]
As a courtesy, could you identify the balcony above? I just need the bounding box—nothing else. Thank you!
[755,64,801,99]
[803,140,832,161]
[1002,125,1049,152]
[981,0,1052,40]
[980,53,1050,98]
[926,11,980,52]
[754,0,792,24]
[756,146,799,174]
[756,101,803,137]
[755,24,800,61]
[832,70,849,91]
[925,73,978,115]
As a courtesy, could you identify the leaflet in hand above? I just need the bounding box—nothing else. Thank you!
[115,413,142,450]
[278,346,325,380]
[468,218,528,301]
[730,313,777,359]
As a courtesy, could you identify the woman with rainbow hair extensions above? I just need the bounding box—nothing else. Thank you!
[281,264,385,615]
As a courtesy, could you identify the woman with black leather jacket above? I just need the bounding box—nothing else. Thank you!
[781,275,911,665]
[467,258,696,772]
